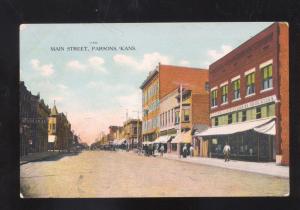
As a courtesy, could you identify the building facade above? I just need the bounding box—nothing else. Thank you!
[20,82,50,156]
[140,64,209,143]
[197,23,289,165]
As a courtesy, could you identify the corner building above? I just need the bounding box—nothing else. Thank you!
[196,23,289,165]
[140,64,209,143]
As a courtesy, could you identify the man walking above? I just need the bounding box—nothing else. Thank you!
[189,145,194,157]
[223,143,231,162]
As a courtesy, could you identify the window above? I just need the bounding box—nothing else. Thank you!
[183,109,190,122]
[256,107,261,119]
[232,79,240,100]
[242,111,246,122]
[221,85,228,103]
[261,64,273,90]
[211,89,217,107]
[215,117,219,126]
[246,72,255,95]
[175,111,180,124]
[267,103,275,116]
[168,110,170,124]
[228,114,232,124]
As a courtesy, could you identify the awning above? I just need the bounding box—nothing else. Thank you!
[254,120,276,135]
[195,117,275,137]
[48,135,56,143]
[118,139,127,145]
[172,130,192,144]
[153,135,172,144]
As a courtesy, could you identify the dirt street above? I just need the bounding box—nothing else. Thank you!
[20,150,289,197]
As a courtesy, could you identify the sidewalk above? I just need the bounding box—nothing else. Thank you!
[162,153,289,178]
[20,151,61,165]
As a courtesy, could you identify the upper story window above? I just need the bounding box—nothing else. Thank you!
[246,72,255,95]
[232,79,240,100]
[183,109,190,122]
[175,111,180,124]
[261,64,273,90]
[211,89,217,107]
[221,85,228,104]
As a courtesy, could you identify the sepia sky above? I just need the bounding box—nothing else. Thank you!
[20,22,272,145]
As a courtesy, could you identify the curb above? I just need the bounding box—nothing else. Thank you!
[20,153,62,165]
[162,156,289,179]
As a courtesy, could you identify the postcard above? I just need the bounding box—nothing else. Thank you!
[19,22,289,198]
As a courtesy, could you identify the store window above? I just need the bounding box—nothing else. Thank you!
[256,107,262,119]
[261,64,273,90]
[215,117,219,126]
[211,89,217,107]
[242,111,246,122]
[246,72,255,95]
[228,114,233,124]
[267,103,275,116]
[221,85,228,104]
[232,79,240,100]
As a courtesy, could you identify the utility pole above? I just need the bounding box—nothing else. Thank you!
[178,84,183,158]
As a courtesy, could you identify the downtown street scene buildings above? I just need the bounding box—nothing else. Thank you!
[20,82,85,157]
[92,22,289,166]
[20,22,290,198]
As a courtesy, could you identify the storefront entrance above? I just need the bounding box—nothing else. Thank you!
[207,131,275,162]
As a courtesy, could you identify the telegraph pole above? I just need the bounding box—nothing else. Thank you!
[178,84,183,158]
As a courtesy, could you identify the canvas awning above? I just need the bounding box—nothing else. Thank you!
[172,130,192,144]
[118,139,127,145]
[48,135,56,143]
[254,120,276,135]
[153,135,172,144]
[194,117,275,137]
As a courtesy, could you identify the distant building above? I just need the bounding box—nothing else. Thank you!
[123,119,142,149]
[196,23,289,165]
[48,104,72,151]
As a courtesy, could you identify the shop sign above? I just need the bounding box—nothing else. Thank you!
[210,95,277,118]
[212,138,218,144]
[22,117,47,124]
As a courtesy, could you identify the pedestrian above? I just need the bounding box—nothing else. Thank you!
[182,144,187,158]
[189,145,194,157]
[160,144,164,157]
[223,143,231,162]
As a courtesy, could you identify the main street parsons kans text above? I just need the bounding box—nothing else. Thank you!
[50,46,136,51]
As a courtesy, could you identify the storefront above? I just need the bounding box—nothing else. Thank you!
[171,130,192,156]
[194,117,276,162]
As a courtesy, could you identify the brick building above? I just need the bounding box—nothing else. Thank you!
[195,23,289,165]
[20,81,50,156]
[140,64,209,144]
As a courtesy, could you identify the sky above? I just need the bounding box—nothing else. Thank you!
[20,22,272,145]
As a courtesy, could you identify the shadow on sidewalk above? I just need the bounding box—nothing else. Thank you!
[21,151,83,164]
